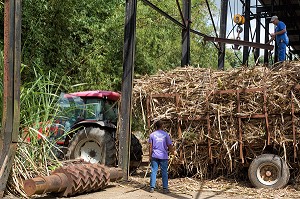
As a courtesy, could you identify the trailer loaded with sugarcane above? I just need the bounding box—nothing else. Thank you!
[133,62,300,189]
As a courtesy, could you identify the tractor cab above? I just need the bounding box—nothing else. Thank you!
[57,91,119,127]
[53,91,120,146]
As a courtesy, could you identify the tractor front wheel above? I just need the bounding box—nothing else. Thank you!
[65,127,116,166]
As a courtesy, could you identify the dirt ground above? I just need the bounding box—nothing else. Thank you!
[7,168,299,199]
[4,165,300,199]
[22,175,300,199]
[4,177,300,199]
[32,184,243,199]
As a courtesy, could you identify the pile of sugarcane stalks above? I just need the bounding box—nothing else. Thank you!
[133,62,300,179]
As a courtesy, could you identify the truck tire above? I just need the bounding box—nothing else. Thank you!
[65,127,116,166]
[248,154,290,189]
[130,134,143,172]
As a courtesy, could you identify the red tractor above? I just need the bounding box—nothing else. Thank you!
[53,90,142,168]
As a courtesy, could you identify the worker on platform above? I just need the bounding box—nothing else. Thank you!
[269,16,289,62]
[148,120,176,194]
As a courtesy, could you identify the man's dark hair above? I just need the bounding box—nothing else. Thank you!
[154,120,163,129]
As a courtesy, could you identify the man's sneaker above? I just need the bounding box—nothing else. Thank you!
[163,189,170,194]
[149,187,154,193]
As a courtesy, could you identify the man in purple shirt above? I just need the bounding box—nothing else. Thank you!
[148,120,176,193]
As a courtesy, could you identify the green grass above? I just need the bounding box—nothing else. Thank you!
[3,64,67,197]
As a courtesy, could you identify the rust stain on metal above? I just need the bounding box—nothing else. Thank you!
[2,0,10,141]
[263,89,270,145]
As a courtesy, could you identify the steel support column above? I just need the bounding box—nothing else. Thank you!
[218,0,228,70]
[242,0,250,65]
[181,0,191,67]
[119,0,137,181]
[274,38,278,62]
[254,12,261,64]
[264,18,270,64]
[289,51,293,60]
[0,0,21,196]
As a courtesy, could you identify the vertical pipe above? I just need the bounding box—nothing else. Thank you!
[119,0,137,180]
[218,0,228,70]
[242,0,250,65]
[288,47,291,60]
[254,12,261,64]
[274,38,278,62]
[181,0,191,67]
[0,0,21,196]
[264,18,270,64]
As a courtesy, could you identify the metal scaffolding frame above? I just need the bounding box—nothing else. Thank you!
[2,0,299,188]
[118,0,277,179]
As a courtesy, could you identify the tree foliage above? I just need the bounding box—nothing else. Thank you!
[0,0,223,92]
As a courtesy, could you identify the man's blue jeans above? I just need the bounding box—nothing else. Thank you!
[150,158,168,189]
[278,41,287,62]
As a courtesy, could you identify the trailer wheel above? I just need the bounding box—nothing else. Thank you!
[66,127,116,166]
[248,154,289,189]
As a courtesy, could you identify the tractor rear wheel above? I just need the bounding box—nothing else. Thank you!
[65,127,116,166]
[130,134,143,172]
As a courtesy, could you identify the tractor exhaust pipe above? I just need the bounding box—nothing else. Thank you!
[23,164,123,197]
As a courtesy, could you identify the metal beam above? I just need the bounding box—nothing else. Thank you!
[201,36,274,51]
[254,12,261,63]
[141,0,274,62]
[274,38,278,62]
[243,0,250,65]
[205,0,218,38]
[264,18,270,64]
[289,41,300,46]
[287,29,300,35]
[141,0,185,29]
[218,0,228,70]
[256,4,300,12]
[119,0,137,181]
[291,50,300,54]
[0,0,21,196]
[289,51,293,60]
[175,0,186,27]
[181,0,191,67]
[280,21,300,28]
[279,16,300,22]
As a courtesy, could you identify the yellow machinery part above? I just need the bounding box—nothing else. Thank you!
[234,14,245,25]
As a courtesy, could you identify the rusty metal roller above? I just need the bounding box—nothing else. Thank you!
[23,164,123,197]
